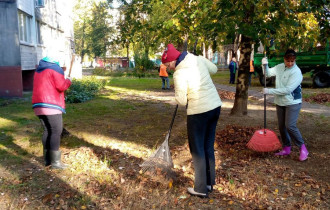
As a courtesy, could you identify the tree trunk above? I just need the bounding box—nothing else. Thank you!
[230,35,253,115]
[80,20,86,64]
[126,43,129,59]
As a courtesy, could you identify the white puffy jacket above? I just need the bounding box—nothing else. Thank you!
[174,53,222,115]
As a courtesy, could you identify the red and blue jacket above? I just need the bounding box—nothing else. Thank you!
[32,60,71,113]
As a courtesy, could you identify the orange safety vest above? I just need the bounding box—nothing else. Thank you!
[159,64,168,77]
[250,60,254,72]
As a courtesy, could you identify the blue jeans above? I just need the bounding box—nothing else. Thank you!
[160,76,169,89]
[187,107,221,194]
[276,104,304,147]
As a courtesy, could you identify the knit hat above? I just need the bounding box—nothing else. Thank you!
[42,56,60,66]
[161,43,181,63]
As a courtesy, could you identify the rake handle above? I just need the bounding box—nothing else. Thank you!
[68,54,75,77]
[167,104,178,138]
[263,63,267,132]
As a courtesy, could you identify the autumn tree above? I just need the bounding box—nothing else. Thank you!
[209,0,326,115]
[73,0,114,63]
[88,2,114,60]
[73,0,94,63]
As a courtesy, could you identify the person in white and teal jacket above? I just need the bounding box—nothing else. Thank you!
[262,49,308,161]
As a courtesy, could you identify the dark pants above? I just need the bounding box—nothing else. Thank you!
[248,72,256,86]
[276,104,304,147]
[38,114,63,151]
[229,72,235,84]
[187,107,221,194]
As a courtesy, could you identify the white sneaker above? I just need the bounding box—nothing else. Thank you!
[187,187,208,198]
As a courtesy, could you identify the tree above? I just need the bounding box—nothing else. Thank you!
[73,0,114,63]
[73,0,94,63]
[88,2,114,60]
[210,0,326,115]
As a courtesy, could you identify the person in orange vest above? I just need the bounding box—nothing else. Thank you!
[249,59,255,86]
[159,63,170,90]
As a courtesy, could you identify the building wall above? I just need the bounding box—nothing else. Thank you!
[0,0,78,97]
[20,45,37,70]
[0,0,22,97]
[0,1,20,66]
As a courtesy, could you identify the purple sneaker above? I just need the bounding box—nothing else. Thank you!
[299,144,309,161]
[275,146,291,156]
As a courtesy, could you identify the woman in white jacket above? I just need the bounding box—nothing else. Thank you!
[162,44,222,198]
[262,49,308,161]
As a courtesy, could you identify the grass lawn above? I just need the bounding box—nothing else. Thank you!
[0,74,329,209]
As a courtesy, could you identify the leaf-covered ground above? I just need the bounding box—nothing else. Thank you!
[304,93,330,104]
[0,76,329,209]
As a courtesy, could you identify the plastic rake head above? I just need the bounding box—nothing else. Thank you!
[247,129,282,152]
[140,134,174,176]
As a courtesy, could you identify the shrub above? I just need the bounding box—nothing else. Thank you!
[66,77,106,103]
[134,53,155,74]
[93,67,110,76]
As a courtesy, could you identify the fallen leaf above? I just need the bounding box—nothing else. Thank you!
[42,193,53,203]
[168,179,173,189]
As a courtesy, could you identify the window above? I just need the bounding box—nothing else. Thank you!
[18,10,32,43]
[36,20,43,44]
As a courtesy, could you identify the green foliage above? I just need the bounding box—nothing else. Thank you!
[133,52,155,73]
[66,77,106,103]
[87,2,114,58]
[93,67,110,76]
[73,0,114,61]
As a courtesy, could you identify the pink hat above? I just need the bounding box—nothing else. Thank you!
[161,44,181,63]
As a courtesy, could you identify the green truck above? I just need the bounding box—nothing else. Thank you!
[254,40,330,88]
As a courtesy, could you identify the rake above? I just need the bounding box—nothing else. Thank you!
[140,105,178,177]
[247,60,281,152]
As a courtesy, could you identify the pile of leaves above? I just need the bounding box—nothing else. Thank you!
[304,93,330,104]
[215,125,260,150]
[218,90,236,100]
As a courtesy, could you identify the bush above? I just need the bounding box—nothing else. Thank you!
[134,53,155,73]
[66,77,106,103]
[93,67,110,76]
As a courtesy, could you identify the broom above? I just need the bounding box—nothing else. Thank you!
[247,58,281,152]
[140,105,178,177]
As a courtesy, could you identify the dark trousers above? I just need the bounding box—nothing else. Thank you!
[38,114,63,151]
[276,104,304,147]
[229,72,235,84]
[187,107,221,194]
[248,72,256,86]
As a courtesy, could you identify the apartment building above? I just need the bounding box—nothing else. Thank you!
[0,0,80,97]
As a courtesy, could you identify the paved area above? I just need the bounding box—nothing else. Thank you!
[215,84,330,117]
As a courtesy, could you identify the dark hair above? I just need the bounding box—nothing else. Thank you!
[284,49,296,59]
